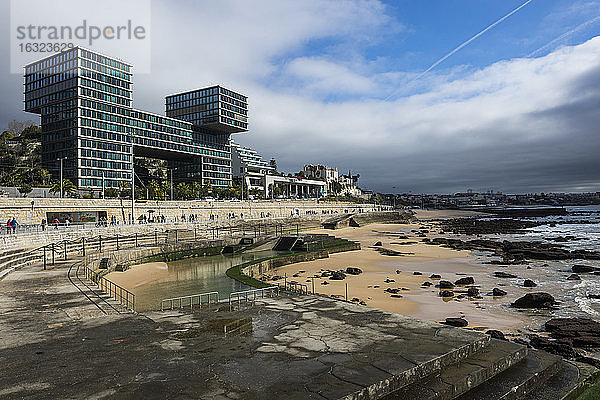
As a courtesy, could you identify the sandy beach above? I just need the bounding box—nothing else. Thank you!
[264,212,529,333]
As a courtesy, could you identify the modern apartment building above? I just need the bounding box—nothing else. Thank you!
[24,47,247,192]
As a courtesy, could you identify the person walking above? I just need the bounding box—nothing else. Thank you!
[6,218,11,234]
[41,218,47,232]
[10,217,18,234]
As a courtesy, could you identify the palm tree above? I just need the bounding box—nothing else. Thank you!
[50,179,76,197]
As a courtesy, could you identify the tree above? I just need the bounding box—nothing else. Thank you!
[50,179,76,197]
[331,181,343,196]
[6,120,35,137]
[18,184,33,197]
[269,158,277,172]
[37,169,51,186]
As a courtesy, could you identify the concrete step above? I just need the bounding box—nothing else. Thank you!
[382,339,528,400]
[526,359,600,400]
[452,347,599,400]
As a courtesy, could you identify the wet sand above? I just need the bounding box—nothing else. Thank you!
[265,218,528,333]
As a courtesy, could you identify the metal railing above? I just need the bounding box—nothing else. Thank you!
[160,291,219,310]
[274,280,311,294]
[228,286,279,307]
[84,264,135,311]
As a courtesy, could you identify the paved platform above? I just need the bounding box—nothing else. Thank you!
[1,260,596,399]
[0,260,491,399]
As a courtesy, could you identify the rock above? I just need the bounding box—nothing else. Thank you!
[321,281,329,285]
[567,274,581,281]
[588,294,600,299]
[384,278,395,283]
[529,335,577,359]
[345,267,362,275]
[467,287,480,297]
[421,281,433,287]
[494,271,517,278]
[390,294,403,298]
[486,330,507,340]
[492,288,507,296]
[413,271,423,276]
[430,274,441,279]
[321,271,331,277]
[374,241,383,246]
[396,269,401,274]
[455,277,475,285]
[359,300,367,306]
[572,264,596,273]
[440,290,454,297]
[511,292,555,309]
[438,280,455,289]
[351,297,360,303]
[444,318,468,327]
[385,288,400,294]
[545,318,600,346]
[292,273,300,277]
[523,279,537,287]
[330,271,346,280]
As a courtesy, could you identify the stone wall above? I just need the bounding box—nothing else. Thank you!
[241,242,361,279]
[0,198,384,225]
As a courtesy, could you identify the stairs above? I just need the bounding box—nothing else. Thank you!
[381,338,599,400]
[0,248,42,280]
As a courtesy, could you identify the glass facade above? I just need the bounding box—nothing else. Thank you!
[24,47,247,190]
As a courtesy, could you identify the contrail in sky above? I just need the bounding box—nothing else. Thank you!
[385,0,533,101]
[528,15,600,57]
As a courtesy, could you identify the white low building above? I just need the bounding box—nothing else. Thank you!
[231,143,326,198]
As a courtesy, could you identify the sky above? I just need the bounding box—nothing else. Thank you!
[0,0,599,194]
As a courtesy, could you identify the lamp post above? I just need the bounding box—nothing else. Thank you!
[169,167,178,201]
[130,134,135,225]
[101,170,105,199]
[57,157,67,198]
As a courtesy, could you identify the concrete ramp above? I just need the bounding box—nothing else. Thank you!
[273,236,299,251]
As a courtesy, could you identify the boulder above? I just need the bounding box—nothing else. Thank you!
[523,279,537,287]
[384,278,395,283]
[385,288,400,294]
[429,274,441,279]
[567,274,581,281]
[467,287,480,297]
[486,330,507,341]
[545,318,600,341]
[413,271,423,275]
[330,271,346,280]
[421,281,433,287]
[444,318,468,327]
[492,288,507,296]
[440,290,454,297]
[321,281,329,285]
[374,241,383,247]
[438,280,455,289]
[455,277,475,285]
[511,292,555,309]
[494,271,517,278]
[345,267,362,275]
[529,335,577,359]
[572,264,595,273]
[390,294,403,298]
[588,294,600,299]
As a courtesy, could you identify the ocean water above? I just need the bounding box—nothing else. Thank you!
[476,205,600,321]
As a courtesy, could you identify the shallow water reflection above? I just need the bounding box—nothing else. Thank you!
[134,250,278,311]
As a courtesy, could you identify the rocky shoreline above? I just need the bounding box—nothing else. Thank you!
[427,214,600,368]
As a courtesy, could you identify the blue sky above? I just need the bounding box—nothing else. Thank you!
[0,0,599,193]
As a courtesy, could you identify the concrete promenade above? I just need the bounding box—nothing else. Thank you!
[0,257,490,399]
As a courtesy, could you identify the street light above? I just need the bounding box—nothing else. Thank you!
[169,167,178,201]
[57,157,67,198]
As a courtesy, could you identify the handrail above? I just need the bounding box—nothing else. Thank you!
[83,264,136,311]
[273,280,310,294]
[228,286,279,306]
[160,291,219,311]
